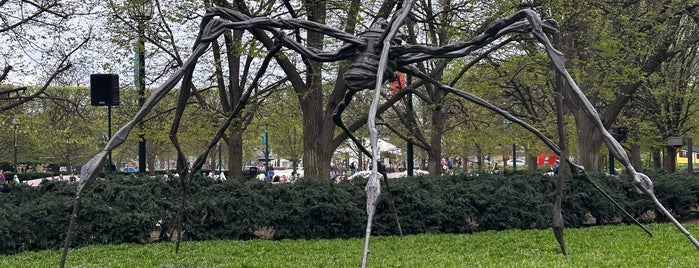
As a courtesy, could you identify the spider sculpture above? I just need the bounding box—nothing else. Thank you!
[61,2,699,267]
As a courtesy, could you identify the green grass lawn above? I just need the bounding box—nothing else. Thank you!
[3,223,698,267]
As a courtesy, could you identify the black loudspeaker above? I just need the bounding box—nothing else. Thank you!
[90,74,120,106]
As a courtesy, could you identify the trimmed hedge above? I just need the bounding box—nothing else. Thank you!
[0,171,697,255]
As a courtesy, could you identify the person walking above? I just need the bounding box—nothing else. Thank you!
[0,170,5,183]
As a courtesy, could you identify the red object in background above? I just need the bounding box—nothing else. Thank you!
[390,72,406,95]
[548,155,558,165]
[537,154,545,166]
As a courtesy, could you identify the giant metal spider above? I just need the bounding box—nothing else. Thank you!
[60,1,699,267]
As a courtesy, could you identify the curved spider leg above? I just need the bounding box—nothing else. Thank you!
[204,7,363,44]
[59,37,216,268]
[332,90,404,239]
[397,7,686,248]
[400,64,654,245]
[170,67,194,253]
[361,0,416,266]
[171,41,285,252]
[333,91,370,157]
[60,15,245,266]
[515,9,699,249]
[551,20,568,255]
[396,10,560,64]
[200,7,361,62]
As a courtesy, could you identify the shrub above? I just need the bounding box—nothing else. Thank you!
[1,170,696,255]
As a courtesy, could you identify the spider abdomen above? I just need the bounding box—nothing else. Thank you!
[343,52,396,91]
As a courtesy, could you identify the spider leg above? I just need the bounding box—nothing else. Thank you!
[395,10,560,64]
[400,64,653,244]
[60,38,215,268]
[332,89,404,238]
[171,43,285,252]
[333,91,371,157]
[396,7,699,250]
[519,9,699,249]
[362,0,417,266]
[169,66,193,253]
[61,14,255,265]
[199,7,361,62]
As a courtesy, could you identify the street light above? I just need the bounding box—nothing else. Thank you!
[129,0,153,174]
[218,141,223,175]
[214,115,224,175]
[263,125,270,173]
[11,118,18,173]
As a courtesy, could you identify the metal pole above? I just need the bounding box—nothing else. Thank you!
[512,143,516,170]
[13,120,17,173]
[108,106,113,172]
[608,150,615,175]
[137,19,147,174]
[265,130,270,171]
[218,141,222,174]
[406,74,414,176]
[688,137,693,174]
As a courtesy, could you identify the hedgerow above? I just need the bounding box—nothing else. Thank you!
[0,170,696,255]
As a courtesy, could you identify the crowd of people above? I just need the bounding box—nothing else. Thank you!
[0,170,21,184]
[254,164,301,184]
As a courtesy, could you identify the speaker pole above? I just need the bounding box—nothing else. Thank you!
[90,73,120,173]
[108,105,113,172]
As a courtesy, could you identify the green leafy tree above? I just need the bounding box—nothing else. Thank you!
[0,1,92,112]
[541,1,699,171]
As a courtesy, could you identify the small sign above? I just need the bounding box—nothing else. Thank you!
[667,137,684,147]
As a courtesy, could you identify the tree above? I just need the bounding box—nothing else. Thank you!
[543,1,699,171]
[640,23,699,172]
[0,1,92,112]
[0,86,104,172]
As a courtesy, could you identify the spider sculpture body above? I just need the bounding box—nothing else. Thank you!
[61,2,699,268]
[343,18,400,91]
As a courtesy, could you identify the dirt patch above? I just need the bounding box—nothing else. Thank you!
[680,217,699,224]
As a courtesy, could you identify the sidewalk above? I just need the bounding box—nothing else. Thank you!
[25,175,76,186]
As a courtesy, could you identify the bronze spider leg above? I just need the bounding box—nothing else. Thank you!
[391,8,653,255]
[359,1,416,267]
[395,7,699,249]
[169,42,285,252]
[205,5,411,255]
[402,64,653,249]
[332,87,405,238]
[198,7,362,62]
[61,11,288,264]
[60,24,221,267]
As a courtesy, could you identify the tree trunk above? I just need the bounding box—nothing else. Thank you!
[652,149,662,170]
[630,142,642,173]
[526,155,537,171]
[298,0,332,179]
[228,125,244,178]
[302,122,333,179]
[664,146,677,173]
[571,114,604,170]
[147,157,155,176]
[427,108,445,175]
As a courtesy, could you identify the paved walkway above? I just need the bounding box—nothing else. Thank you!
[25,175,77,186]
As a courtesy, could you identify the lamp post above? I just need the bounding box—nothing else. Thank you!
[263,126,270,172]
[129,0,153,174]
[214,114,224,175]
[12,118,18,173]
[501,118,517,170]
[405,74,414,176]
[218,141,223,175]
